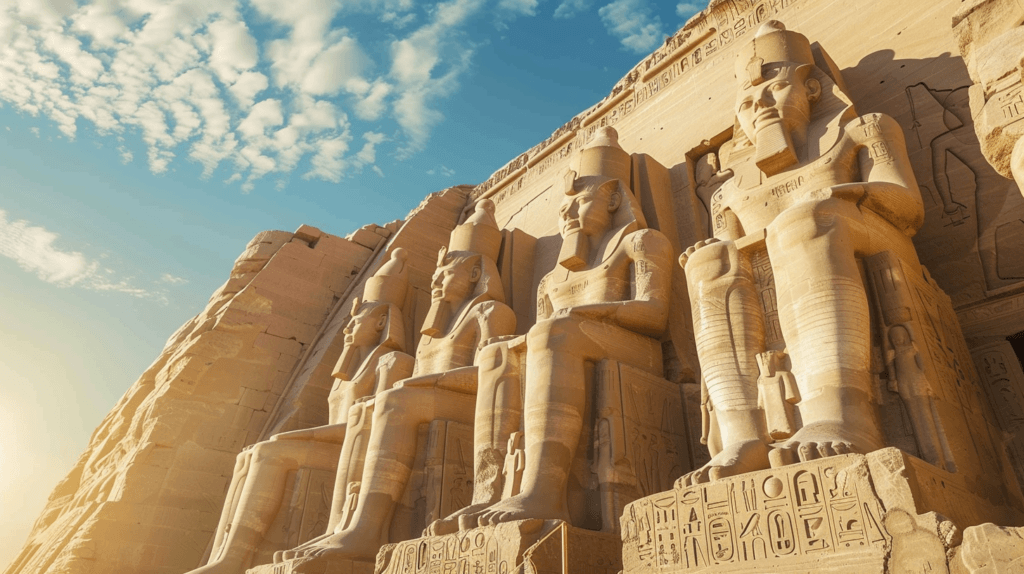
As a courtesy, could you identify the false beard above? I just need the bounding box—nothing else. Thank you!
[754,120,798,177]
[333,344,366,381]
[558,229,589,271]
[421,299,452,338]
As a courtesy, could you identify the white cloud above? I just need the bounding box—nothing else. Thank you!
[498,0,538,16]
[159,273,188,284]
[675,2,703,18]
[554,0,591,18]
[598,0,665,53]
[0,209,168,302]
[0,0,508,188]
[388,0,483,157]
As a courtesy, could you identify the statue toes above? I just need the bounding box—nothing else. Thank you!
[817,442,837,458]
[798,442,818,462]
[833,442,853,455]
[769,445,796,468]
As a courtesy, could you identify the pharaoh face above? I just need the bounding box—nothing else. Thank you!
[559,183,620,239]
[343,304,387,349]
[430,257,480,305]
[736,64,819,144]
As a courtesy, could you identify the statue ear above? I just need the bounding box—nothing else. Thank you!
[805,77,821,104]
[376,311,387,331]
[470,264,482,283]
[607,188,622,212]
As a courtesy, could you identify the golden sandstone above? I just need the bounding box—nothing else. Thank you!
[8,1,1024,573]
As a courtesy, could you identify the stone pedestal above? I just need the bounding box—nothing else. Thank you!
[620,448,1024,574]
[246,556,374,574]
[376,520,622,574]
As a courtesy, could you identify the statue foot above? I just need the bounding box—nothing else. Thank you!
[458,492,570,529]
[767,421,872,468]
[273,529,380,563]
[674,438,771,487]
[425,502,491,536]
[187,559,240,574]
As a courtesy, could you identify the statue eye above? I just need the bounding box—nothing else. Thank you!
[738,99,753,111]
[771,81,789,91]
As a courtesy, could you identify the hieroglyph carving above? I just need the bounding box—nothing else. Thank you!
[622,454,889,573]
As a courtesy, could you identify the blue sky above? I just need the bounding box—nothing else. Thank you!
[0,0,707,564]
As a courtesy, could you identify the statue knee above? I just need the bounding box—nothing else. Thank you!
[528,316,579,349]
[771,199,859,248]
[683,239,745,287]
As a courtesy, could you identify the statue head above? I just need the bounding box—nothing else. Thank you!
[559,127,646,270]
[332,248,409,382]
[732,21,855,175]
[421,200,505,337]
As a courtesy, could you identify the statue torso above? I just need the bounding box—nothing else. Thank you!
[715,127,860,235]
[413,302,489,376]
[542,237,634,312]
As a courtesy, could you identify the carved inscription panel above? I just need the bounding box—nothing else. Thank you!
[620,455,889,573]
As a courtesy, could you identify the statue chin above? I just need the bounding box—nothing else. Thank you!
[558,230,589,270]
[421,300,452,337]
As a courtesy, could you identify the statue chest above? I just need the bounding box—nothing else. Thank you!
[414,319,479,375]
[546,263,631,311]
[716,139,859,234]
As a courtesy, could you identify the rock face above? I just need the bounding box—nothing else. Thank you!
[8,0,1024,573]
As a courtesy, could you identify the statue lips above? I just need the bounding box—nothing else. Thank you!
[753,108,781,132]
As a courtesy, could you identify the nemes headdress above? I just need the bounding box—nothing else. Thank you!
[736,20,815,87]
[448,198,502,264]
[363,248,409,307]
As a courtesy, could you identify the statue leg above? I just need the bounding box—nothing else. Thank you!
[766,198,885,466]
[677,238,771,486]
[428,341,524,535]
[279,385,476,561]
[325,401,373,533]
[188,439,342,574]
[464,316,602,528]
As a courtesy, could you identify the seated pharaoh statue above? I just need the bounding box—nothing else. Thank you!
[188,248,412,574]
[271,199,516,566]
[679,20,932,484]
[427,126,675,533]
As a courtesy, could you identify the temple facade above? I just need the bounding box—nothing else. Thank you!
[7,1,1024,573]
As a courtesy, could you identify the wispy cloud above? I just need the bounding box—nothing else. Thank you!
[676,2,703,18]
[0,0,499,191]
[554,0,592,18]
[598,0,666,53]
[427,165,455,176]
[0,210,172,303]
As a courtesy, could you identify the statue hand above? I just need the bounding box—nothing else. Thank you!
[679,237,722,267]
[813,183,866,203]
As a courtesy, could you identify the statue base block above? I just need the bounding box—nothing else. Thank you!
[620,448,1024,574]
[375,519,622,574]
[246,556,374,574]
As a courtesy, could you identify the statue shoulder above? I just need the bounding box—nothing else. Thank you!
[471,299,516,324]
[624,228,672,258]
[848,113,905,145]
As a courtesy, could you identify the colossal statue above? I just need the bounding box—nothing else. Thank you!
[273,199,516,564]
[428,127,675,532]
[679,20,927,484]
[188,249,412,574]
